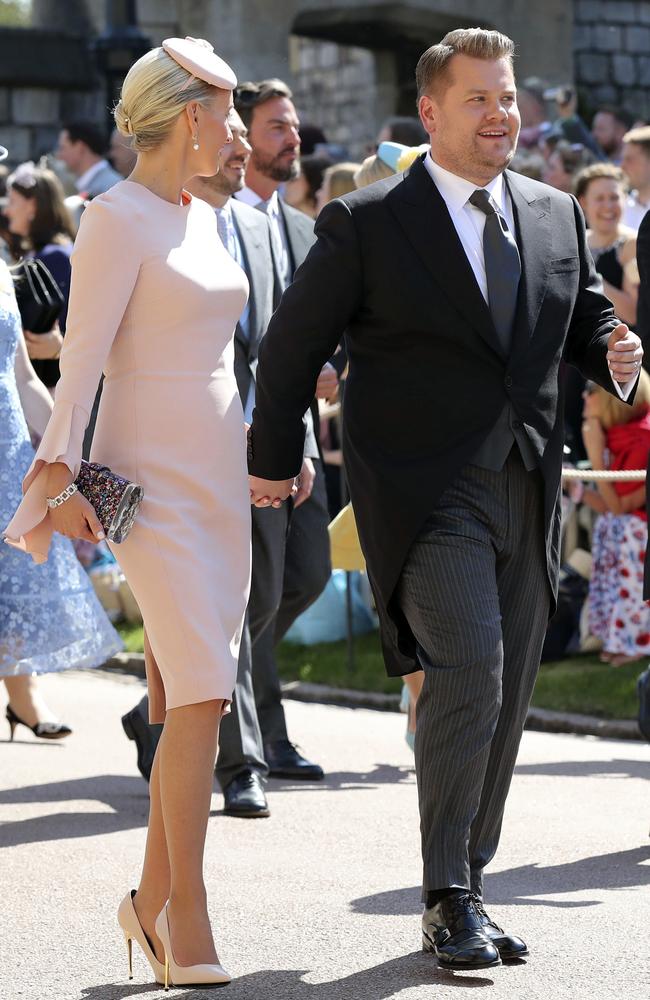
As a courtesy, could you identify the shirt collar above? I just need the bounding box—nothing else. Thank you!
[76,158,108,192]
[424,152,507,216]
[215,199,233,221]
[235,184,262,207]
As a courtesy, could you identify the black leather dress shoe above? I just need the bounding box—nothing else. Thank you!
[223,770,270,817]
[422,892,501,970]
[121,703,163,782]
[264,740,324,780]
[471,894,528,960]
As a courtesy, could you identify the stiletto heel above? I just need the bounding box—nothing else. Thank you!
[124,933,133,979]
[155,900,232,988]
[117,890,165,985]
[5,704,72,741]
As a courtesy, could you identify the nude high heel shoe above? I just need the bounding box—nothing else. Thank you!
[154,900,232,990]
[117,890,166,985]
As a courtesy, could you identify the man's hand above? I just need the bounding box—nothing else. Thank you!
[249,475,297,509]
[315,362,338,400]
[607,323,643,383]
[294,457,315,508]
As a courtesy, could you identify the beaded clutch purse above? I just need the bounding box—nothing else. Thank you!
[74,461,144,544]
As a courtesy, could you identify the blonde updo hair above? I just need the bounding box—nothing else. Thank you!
[114,46,219,152]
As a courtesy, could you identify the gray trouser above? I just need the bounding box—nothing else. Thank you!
[396,451,550,901]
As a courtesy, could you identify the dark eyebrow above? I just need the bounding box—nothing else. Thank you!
[267,117,299,126]
[464,88,516,95]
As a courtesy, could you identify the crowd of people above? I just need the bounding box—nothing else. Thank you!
[1,25,649,987]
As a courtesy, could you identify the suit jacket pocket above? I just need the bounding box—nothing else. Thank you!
[548,256,580,273]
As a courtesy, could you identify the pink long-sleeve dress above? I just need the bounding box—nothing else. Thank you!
[5,181,251,722]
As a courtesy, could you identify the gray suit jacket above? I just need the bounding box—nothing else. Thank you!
[85,162,123,198]
[230,198,318,457]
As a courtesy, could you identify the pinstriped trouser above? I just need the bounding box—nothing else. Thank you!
[396,450,550,901]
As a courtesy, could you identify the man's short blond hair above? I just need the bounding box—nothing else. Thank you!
[416,27,515,100]
[623,125,650,158]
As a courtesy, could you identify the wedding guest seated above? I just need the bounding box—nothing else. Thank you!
[5,162,76,390]
[582,372,650,665]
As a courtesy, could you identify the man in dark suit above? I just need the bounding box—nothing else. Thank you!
[248,29,642,970]
[234,79,336,780]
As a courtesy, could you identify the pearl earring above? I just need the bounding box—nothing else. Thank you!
[192,136,199,151]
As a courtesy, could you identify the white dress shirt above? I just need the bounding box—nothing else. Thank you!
[622,192,649,231]
[422,152,635,400]
[423,152,515,306]
[235,186,291,287]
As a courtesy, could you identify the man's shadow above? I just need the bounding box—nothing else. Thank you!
[349,845,650,915]
[80,951,495,1000]
[514,758,650,781]
[267,762,415,794]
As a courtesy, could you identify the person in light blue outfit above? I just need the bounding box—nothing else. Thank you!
[0,159,121,739]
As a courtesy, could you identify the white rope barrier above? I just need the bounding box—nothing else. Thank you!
[561,468,646,481]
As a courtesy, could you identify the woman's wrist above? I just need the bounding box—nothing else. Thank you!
[45,462,74,495]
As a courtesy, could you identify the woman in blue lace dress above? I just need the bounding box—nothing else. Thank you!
[0,256,121,739]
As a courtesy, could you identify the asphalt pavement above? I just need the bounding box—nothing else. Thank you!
[1,667,648,1000]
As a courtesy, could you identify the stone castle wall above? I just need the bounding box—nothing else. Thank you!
[574,0,650,120]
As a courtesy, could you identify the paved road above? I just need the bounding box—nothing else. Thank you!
[1,667,648,1000]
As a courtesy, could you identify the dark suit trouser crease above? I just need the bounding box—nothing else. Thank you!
[251,458,331,743]
[215,459,331,784]
[395,450,550,900]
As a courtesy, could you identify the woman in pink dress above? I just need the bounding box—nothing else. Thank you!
[5,38,252,988]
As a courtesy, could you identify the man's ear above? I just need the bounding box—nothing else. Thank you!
[418,94,436,137]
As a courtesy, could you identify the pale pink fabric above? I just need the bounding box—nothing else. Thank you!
[5,181,251,721]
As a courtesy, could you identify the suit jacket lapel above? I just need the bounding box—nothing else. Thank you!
[505,170,551,354]
[232,211,264,353]
[389,156,505,360]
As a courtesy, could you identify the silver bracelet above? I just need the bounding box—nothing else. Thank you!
[46,483,78,509]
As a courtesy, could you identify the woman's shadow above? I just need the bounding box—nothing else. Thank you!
[80,951,495,1000]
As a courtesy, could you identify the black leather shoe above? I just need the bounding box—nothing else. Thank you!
[264,740,324,780]
[121,703,163,782]
[223,770,270,817]
[422,892,501,970]
[471,894,528,960]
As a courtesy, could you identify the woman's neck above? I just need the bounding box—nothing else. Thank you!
[128,149,191,206]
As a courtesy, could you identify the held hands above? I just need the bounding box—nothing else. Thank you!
[249,475,297,509]
[606,324,643,383]
[45,463,105,543]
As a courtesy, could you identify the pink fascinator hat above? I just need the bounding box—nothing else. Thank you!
[162,37,237,91]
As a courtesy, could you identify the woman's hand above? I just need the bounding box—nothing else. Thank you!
[582,488,607,514]
[45,463,105,542]
[24,325,63,360]
[249,475,297,509]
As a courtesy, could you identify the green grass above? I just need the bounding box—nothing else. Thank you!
[116,624,642,720]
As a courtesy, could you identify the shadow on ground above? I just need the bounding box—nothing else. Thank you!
[514,758,650,781]
[267,762,415,794]
[350,845,650,915]
[79,951,495,1000]
[0,774,148,848]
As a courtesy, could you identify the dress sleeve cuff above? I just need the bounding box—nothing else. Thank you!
[3,401,88,563]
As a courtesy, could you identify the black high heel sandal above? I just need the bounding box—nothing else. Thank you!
[6,704,72,741]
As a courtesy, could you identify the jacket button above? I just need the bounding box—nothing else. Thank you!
[504,375,513,389]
